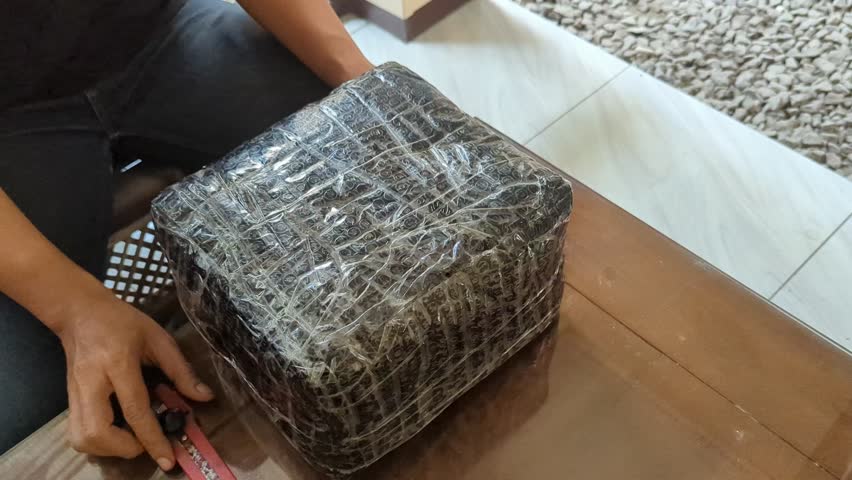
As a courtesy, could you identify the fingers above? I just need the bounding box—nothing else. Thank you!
[147,330,214,402]
[68,372,144,459]
[110,366,175,471]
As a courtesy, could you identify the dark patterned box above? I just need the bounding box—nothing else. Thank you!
[152,62,572,475]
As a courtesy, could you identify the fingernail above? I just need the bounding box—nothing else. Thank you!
[196,382,214,397]
[157,457,174,471]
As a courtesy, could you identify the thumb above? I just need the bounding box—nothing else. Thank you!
[148,331,215,402]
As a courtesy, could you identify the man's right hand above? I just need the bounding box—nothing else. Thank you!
[56,289,214,470]
[0,189,213,469]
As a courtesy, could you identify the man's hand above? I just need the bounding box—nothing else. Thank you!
[1,188,213,468]
[57,291,214,470]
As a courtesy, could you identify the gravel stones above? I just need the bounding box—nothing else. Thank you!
[515,0,852,181]
[814,56,839,74]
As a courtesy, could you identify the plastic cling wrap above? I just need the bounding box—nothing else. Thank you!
[151,63,573,475]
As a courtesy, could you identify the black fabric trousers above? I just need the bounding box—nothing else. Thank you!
[0,0,330,452]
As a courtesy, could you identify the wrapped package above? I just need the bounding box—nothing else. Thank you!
[151,62,573,475]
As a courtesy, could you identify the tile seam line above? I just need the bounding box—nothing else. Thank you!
[522,63,631,146]
[769,210,852,301]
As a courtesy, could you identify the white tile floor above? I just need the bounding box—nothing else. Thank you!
[773,215,852,350]
[350,0,627,143]
[527,68,852,298]
[350,0,852,352]
[341,14,368,34]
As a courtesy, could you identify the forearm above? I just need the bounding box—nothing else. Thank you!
[2,189,215,465]
[237,0,372,86]
[0,189,107,334]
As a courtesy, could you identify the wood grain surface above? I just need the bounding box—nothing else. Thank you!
[1,177,849,479]
[564,179,852,478]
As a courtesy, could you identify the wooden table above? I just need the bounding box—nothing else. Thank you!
[2,176,851,479]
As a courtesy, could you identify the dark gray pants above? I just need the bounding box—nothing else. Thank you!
[0,0,329,452]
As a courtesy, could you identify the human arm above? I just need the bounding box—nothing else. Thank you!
[0,189,213,470]
[236,0,374,87]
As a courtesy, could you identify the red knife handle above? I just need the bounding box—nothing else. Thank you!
[153,384,237,480]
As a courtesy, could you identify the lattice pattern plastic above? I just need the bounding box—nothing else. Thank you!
[104,219,174,307]
[151,63,573,475]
